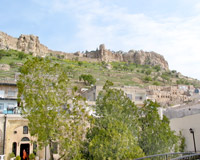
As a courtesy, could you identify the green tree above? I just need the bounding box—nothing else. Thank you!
[17,57,89,160]
[79,74,96,86]
[138,100,179,155]
[83,81,144,159]
[144,76,152,82]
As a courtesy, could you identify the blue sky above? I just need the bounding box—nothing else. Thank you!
[1,0,200,79]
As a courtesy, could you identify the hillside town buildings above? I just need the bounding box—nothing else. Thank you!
[0,80,200,159]
[146,85,195,107]
[81,85,146,107]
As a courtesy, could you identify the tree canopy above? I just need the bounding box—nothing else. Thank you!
[138,100,180,155]
[82,81,144,159]
[79,74,96,86]
[17,57,89,159]
[82,81,182,159]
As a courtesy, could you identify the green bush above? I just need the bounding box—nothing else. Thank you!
[144,76,152,82]
[9,152,15,159]
[153,81,160,86]
[9,62,16,68]
[145,69,152,75]
[0,50,12,59]
[78,61,83,66]
[79,74,96,85]
[18,52,27,60]
[153,65,161,72]
[171,70,177,73]
[29,153,36,160]
[15,155,21,160]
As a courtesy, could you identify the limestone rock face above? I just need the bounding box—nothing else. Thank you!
[0,31,169,70]
[86,44,169,70]
[124,50,169,70]
[17,34,49,56]
[0,31,18,50]
[0,31,49,56]
[0,64,10,71]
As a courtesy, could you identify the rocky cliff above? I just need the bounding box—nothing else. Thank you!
[0,31,169,70]
[0,31,48,56]
[85,44,169,70]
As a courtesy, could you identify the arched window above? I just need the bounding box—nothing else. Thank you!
[21,137,30,141]
[12,142,17,156]
[23,126,28,134]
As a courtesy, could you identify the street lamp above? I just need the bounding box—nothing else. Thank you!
[189,128,197,152]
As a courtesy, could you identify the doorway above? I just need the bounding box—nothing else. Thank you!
[20,144,30,160]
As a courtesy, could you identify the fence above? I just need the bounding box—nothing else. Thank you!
[171,153,200,160]
[134,152,195,160]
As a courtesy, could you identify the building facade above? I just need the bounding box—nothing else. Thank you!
[81,85,146,106]
[0,81,52,160]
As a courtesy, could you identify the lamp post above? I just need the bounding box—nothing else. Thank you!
[189,128,197,152]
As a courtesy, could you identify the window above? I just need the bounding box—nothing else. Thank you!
[0,103,4,111]
[23,126,28,134]
[52,142,58,154]
[7,91,16,97]
[135,96,143,101]
[127,94,132,100]
[12,142,17,156]
[0,90,5,98]
[21,137,30,141]
[8,103,15,108]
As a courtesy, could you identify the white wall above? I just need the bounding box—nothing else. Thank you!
[170,113,200,152]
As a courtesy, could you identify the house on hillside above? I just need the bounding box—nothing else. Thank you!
[81,85,146,106]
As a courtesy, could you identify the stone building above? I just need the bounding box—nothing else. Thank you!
[81,85,146,106]
[146,85,192,107]
[0,81,55,160]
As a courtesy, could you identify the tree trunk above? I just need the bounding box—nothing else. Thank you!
[49,140,54,160]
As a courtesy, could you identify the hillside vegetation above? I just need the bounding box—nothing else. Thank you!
[0,49,200,88]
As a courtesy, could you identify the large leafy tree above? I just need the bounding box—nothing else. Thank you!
[83,81,144,159]
[17,57,89,159]
[138,100,180,155]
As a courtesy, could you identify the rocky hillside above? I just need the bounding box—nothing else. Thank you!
[0,49,199,88]
[0,31,168,70]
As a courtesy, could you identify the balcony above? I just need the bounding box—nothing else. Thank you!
[0,107,21,114]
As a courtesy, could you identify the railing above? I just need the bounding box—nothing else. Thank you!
[0,107,21,114]
[0,155,5,160]
[134,152,195,160]
[171,153,200,160]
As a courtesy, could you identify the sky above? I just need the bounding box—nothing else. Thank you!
[1,0,200,79]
